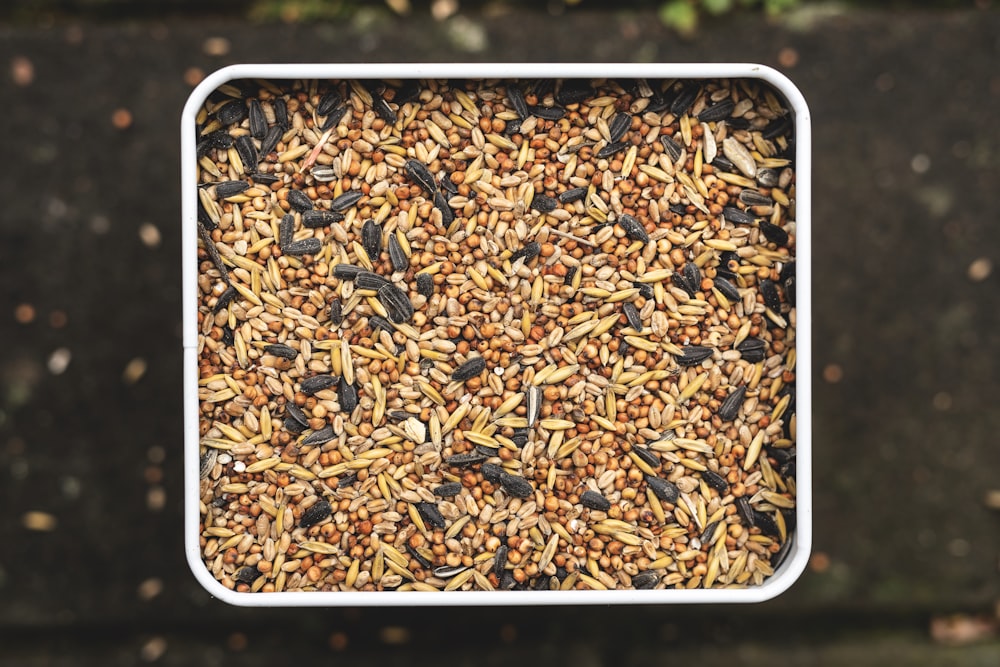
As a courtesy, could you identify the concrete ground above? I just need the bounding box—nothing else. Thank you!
[1,4,999,665]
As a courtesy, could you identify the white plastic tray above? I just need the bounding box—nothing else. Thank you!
[182,63,811,606]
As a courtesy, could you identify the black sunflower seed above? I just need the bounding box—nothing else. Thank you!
[683,263,702,294]
[355,271,389,290]
[444,452,488,467]
[236,565,261,584]
[736,338,767,362]
[416,502,446,529]
[499,473,533,499]
[784,274,796,307]
[632,446,660,469]
[596,141,629,159]
[555,80,592,105]
[493,545,508,577]
[368,315,394,333]
[632,572,659,590]
[623,302,642,331]
[299,500,332,528]
[636,282,654,299]
[528,104,566,121]
[387,235,408,272]
[373,96,396,124]
[697,99,735,123]
[452,356,486,381]
[302,209,344,228]
[669,83,699,116]
[338,381,358,413]
[753,510,781,537]
[271,96,288,129]
[504,118,522,136]
[530,194,558,213]
[333,263,361,279]
[580,490,611,512]
[284,414,305,434]
[662,136,683,162]
[416,273,434,298]
[779,261,795,285]
[510,241,541,263]
[317,91,342,116]
[510,428,529,447]
[701,469,729,493]
[757,168,780,187]
[645,475,679,503]
[248,99,267,139]
[619,214,649,244]
[718,386,746,422]
[320,104,348,130]
[206,130,233,150]
[300,374,338,395]
[282,238,321,256]
[302,425,335,446]
[361,220,382,260]
[759,278,781,312]
[737,496,755,527]
[378,284,414,324]
[407,547,432,571]
[212,286,236,314]
[433,482,462,497]
[712,155,736,172]
[279,213,294,248]
[739,189,773,207]
[215,180,249,198]
[481,463,505,484]
[726,116,752,130]
[762,115,792,140]
[608,112,632,143]
[285,403,308,427]
[439,173,458,196]
[759,221,789,247]
[250,172,279,186]
[672,271,696,298]
[772,534,794,571]
[234,135,257,170]
[558,187,587,203]
[287,189,313,212]
[329,190,363,212]
[216,100,246,125]
[723,206,755,225]
[337,473,357,488]
[676,345,713,367]
[433,191,454,227]
[259,125,283,158]
[713,276,740,301]
[507,85,529,120]
[475,444,498,457]
[700,521,721,544]
[264,343,298,360]
[405,159,437,195]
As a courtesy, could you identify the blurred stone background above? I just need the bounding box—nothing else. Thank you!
[0,1,998,664]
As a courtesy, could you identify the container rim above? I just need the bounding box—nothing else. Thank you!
[182,63,811,606]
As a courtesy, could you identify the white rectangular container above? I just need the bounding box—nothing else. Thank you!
[182,63,811,606]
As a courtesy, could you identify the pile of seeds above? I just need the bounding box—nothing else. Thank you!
[194,76,798,594]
